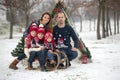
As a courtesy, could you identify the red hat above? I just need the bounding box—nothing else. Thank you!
[29,26,38,32]
[37,27,45,34]
[45,32,53,40]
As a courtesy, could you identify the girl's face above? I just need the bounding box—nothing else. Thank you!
[47,37,52,42]
[38,33,44,39]
[30,30,36,37]
[42,14,50,25]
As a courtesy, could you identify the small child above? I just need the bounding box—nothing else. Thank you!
[9,23,37,70]
[27,26,47,71]
[44,32,56,65]
[24,23,38,58]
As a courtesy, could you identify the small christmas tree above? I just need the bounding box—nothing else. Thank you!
[11,37,24,57]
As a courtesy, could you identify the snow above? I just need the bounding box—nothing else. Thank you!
[0,23,120,80]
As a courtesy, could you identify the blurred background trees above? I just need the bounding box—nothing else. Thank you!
[0,0,120,40]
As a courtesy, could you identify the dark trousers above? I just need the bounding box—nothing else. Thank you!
[59,48,78,61]
[17,53,26,61]
[28,50,47,67]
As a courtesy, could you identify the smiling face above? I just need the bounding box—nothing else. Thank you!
[40,13,51,25]
[37,33,44,39]
[30,30,36,37]
[46,37,52,42]
[42,14,50,24]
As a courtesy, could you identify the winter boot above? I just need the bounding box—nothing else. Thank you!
[9,59,19,70]
[41,66,47,72]
[27,63,35,70]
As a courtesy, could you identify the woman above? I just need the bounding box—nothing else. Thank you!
[9,12,52,70]
[24,12,52,36]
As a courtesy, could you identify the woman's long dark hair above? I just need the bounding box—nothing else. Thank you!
[40,12,53,31]
[40,12,51,26]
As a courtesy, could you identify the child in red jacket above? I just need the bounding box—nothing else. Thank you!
[27,27,47,71]
[44,32,56,65]
[24,23,38,58]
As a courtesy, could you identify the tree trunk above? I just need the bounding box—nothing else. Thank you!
[89,18,92,31]
[108,17,112,35]
[9,22,13,39]
[94,19,96,31]
[25,12,29,28]
[9,8,14,39]
[117,13,119,34]
[106,7,109,37]
[101,0,106,38]
[114,11,116,35]
[80,16,82,32]
[97,1,101,40]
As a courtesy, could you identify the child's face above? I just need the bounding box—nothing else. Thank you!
[38,33,44,39]
[47,37,52,42]
[30,30,36,37]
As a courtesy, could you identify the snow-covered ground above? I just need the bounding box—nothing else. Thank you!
[0,29,120,80]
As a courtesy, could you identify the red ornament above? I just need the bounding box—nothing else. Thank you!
[82,54,87,64]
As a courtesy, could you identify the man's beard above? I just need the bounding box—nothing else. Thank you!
[59,20,64,24]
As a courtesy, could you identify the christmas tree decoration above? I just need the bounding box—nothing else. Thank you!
[51,1,65,18]
[82,54,87,64]
[51,0,67,25]
[11,37,24,57]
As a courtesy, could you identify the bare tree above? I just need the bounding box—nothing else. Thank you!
[0,0,43,38]
[16,0,43,28]
[0,0,18,39]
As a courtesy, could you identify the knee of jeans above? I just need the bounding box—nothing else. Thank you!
[73,51,78,58]
[30,53,35,56]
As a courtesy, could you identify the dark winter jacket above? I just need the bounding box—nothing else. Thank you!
[53,25,79,49]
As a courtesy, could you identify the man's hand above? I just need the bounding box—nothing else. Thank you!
[71,47,77,51]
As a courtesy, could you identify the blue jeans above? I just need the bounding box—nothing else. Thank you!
[47,51,55,61]
[59,48,78,61]
[28,50,47,67]
[17,53,26,61]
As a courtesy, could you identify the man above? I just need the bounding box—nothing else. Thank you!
[53,12,79,66]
